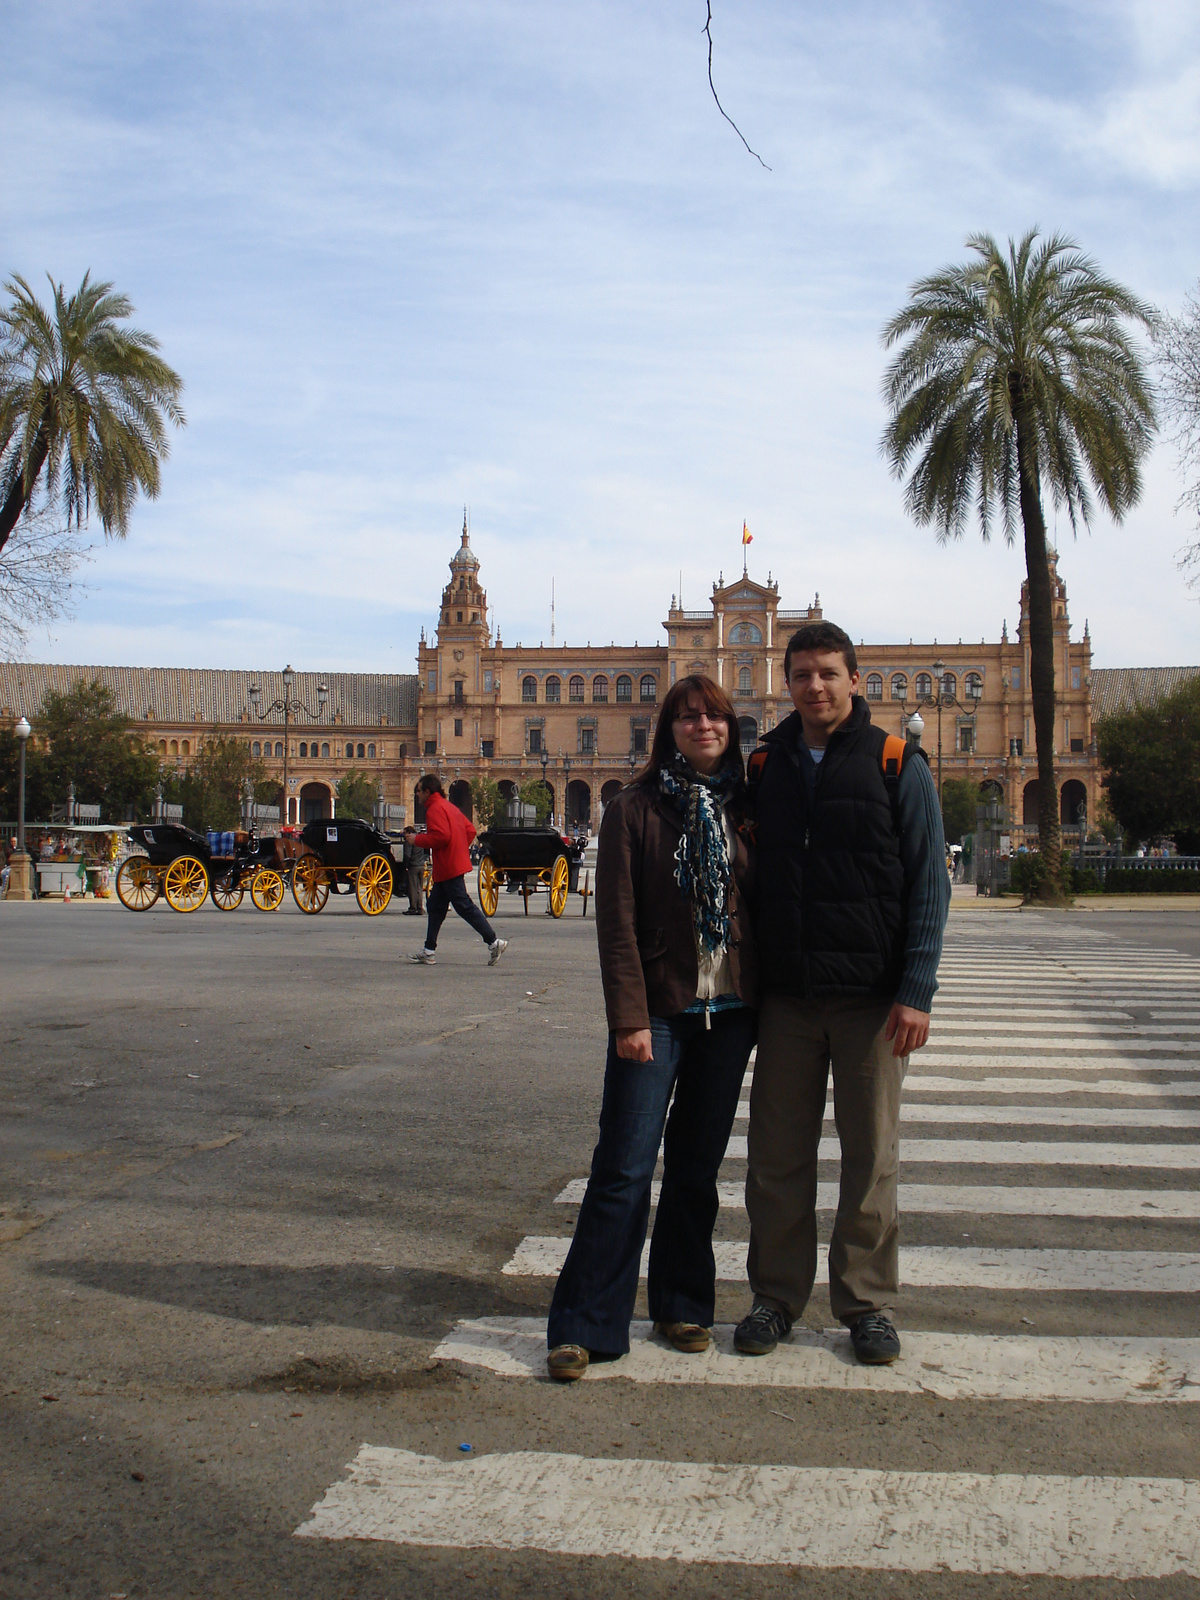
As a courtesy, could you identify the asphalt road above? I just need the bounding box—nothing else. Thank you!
[2,891,1198,1598]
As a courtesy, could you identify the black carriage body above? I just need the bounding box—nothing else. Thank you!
[127,824,212,866]
[476,825,576,873]
[299,818,398,870]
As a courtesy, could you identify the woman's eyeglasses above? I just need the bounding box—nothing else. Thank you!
[673,711,722,729]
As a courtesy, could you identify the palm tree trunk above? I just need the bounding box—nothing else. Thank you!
[0,427,50,555]
[1014,407,1066,902]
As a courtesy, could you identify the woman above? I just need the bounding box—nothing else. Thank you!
[546,675,757,1379]
[404,774,507,966]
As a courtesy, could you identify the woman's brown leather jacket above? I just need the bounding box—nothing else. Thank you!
[595,780,758,1032]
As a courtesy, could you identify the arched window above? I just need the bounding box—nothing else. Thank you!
[356,742,365,758]
[915,672,932,699]
[738,665,752,693]
[274,741,283,758]
[616,675,633,703]
[180,740,190,756]
[568,675,585,702]
[158,739,167,755]
[592,675,609,702]
[639,674,657,703]
[252,741,261,756]
[729,621,763,644]
[965,672,983,701]
[865,673,883,700]
[320,742,330,758]
[891,673,907,700]
[522,675,538,703]
[940,671,956,699]
[344,742,353,759]
[367,742,376,758]
[545,676,561,704]
[169,739,178,756]
[299,742,308,757]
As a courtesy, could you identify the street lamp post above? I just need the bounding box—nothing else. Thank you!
[8,717,33,900]
[920,659,980,803]
[539,746,550,825]
[248,667,328,826]
[561,750,572,834]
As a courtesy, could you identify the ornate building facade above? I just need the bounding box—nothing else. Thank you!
[1,518,1126,833]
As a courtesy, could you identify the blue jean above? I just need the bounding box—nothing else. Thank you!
[424,875,496,950]
[547,1006,756,1354]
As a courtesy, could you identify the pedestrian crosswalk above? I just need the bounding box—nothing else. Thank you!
[299,921,1200,1579]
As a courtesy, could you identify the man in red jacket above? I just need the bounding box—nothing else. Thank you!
[404,774,507,966]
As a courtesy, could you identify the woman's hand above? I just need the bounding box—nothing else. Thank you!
[615,1027,653,1062]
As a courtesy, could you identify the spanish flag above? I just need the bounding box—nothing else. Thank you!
[742,521,753,546]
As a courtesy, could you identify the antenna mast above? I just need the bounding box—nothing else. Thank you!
[551,578,556,646]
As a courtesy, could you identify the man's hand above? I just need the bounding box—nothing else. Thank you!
[885,1003,930,1058]
[615,1027,654,1062]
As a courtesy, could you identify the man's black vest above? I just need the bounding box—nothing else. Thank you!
[752,698,906,1000]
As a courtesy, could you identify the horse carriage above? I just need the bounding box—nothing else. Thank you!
[475,822,585,918]
[115,823,290,913]
[290,817,400,916]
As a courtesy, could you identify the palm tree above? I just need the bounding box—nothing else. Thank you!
[0,272,185,555]
[880,230,1155,901]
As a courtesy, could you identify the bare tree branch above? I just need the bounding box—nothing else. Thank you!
[704,1,771,171]
[1154,284,1200,592]
[0,507,91,655]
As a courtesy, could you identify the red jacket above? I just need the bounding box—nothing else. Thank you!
[412,792,476,882]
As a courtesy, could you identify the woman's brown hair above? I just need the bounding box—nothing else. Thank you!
[635,674,744,785]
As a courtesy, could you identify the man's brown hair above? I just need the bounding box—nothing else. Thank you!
[783,621,858,682]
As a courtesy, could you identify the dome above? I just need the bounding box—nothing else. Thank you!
[450,513,479,574]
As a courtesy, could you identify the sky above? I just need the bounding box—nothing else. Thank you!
[3,0,1199,672]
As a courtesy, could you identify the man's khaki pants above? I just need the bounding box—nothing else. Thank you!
[746,994,905,1325]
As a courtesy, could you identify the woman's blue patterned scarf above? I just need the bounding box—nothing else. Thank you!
[658,750,739,957]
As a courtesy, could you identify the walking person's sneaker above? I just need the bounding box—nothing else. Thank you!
[488,938,508,966]
[653,1320,711,1354]
[410,949,436,965]
[849,1311,901,1365]
[733,1301,792,1356]
[546,1344,588,1382]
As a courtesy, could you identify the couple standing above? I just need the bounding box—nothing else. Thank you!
[546,621,949,1380]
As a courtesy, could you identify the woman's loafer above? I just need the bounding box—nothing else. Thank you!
[547,1344,589,1381]
[653,1320,711,1354]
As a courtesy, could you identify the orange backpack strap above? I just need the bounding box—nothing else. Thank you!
[881,733,906,778]
[746,746,770,787]
[880,733,907,836]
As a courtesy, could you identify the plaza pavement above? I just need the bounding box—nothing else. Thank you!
[1,889,1198,1597]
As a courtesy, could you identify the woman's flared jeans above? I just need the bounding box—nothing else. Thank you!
[547,1007,756,1354]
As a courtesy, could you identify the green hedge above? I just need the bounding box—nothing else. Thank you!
[1007,856,1100,895]
[1102,868,1200,894]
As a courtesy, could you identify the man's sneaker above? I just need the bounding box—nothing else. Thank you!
[410,949,436,965]
[734,1301,792,1356]
[488,938,508,967]
[849,1311,901,1365]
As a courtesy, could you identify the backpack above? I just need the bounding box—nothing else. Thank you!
[746,731,924,837]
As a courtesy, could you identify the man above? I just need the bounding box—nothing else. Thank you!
[736,622,949,1365]
[404,774,507,966]
[404,834,428,915]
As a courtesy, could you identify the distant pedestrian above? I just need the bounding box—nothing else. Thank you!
[404,837,428,915]
[404,775,506,966]
[546,674,757,1381]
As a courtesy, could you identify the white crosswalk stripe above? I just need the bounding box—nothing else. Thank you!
[503,1236,1200,1291]
[432,1317,1200,1401]
[553,1178,1200,1218]
[301,922,1200,1578]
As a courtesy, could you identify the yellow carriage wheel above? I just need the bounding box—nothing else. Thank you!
[163,855,209,913]
[548,853,570,918]
[116,856,160,911]
[477,855,499,916]
[250,868,284,912]
[291,855,329,914]
[210,869,244,911]
[355,853,394,915]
